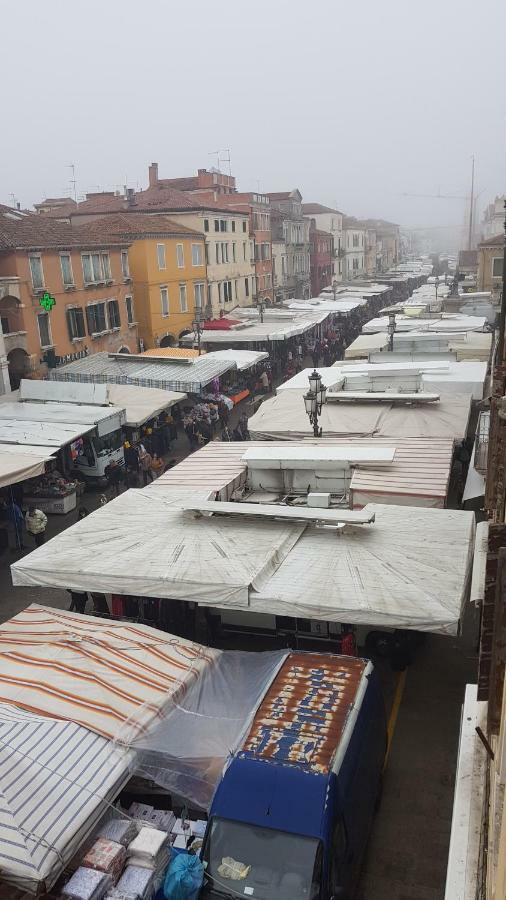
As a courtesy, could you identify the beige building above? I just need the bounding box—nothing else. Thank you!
[478,233,504,297]
[302,203,344,282]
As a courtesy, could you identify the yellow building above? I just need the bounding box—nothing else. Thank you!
[76,214,207,349]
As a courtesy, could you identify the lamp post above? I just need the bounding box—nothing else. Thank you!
[192,304,204,356]
[257,297,266,323]
[387,311,396,352]
[332,279,338,302]
[435,275,440,304]
[303,369,327,437]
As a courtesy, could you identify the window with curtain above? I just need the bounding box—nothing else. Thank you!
[60,254,74,286]
[176,244,185,268]
[160,286,169,316]
[191,244,203,266]
[91,253,102,280]
[101,253,112,279]
[86,301,107,334]
[194,282,205,309]
[82,254,93,283]
[29,255,44,289]
[121,250,130,278]
[179,283,188,312]
[157,243,166,270]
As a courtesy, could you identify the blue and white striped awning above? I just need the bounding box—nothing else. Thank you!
[0,704,131,893]
[49,351,235,394]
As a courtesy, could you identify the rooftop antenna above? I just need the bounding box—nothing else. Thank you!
[67,164,77,203]
[209,150,221,170]
[209,149,232,175]
[9,193,18,209]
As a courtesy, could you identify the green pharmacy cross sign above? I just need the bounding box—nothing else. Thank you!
[39,291,56,312]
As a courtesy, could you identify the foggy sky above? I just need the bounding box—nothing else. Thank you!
[2,0,505,229]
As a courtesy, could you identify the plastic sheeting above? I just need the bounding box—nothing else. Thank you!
[0,448,52,488]
[121,650,287,810]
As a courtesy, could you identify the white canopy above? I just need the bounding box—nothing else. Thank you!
[248,389,471,441]
[363,315,486,334]
[0,447,53,489]
[206,349,269,370]
[278,361,487,400]
[10,495,475,634]
[106,384,186,427]
[181,313,329,345]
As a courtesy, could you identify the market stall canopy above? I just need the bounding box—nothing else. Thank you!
[0,446,53,488]
[248,389,472,441]
[105,384,186,427]
[154,438,454,508]
[10,499,475,634]
[0,605,216,740]
[362,314,487,334]
[0,702,131,894]
[345,332,389,358]
[48,350,236,393]
[180,312,329,345]
[278,361,488,400]
[205,349,269,370]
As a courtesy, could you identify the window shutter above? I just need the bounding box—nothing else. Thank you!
[66,308,74,340]
[85,306,94,335]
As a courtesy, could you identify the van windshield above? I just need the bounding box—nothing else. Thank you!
[92,428,123,456]
[202,817,321,900]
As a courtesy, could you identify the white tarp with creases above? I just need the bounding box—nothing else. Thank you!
[248,389,472,442]
[252,504,475,633]
[11,489,305,607]
[0,447,53,488]
[106,384,186,427]
[11,492,475,634]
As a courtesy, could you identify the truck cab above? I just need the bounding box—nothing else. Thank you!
[201,653,386,900]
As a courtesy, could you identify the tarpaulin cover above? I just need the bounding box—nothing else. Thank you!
[252,504,475,634]
[0,605,216,740]
[0,448,51,488]
[120,650,287,810]
[0,703,131,893]
[11,490,305,607]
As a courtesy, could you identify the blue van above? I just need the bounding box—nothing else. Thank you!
[201,652,386,899]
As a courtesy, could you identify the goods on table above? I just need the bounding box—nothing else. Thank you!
[62,866,112,900]
[98,820,138,847]
[112,864,154,899]
[127,828,168,871]
[82,838,127,884]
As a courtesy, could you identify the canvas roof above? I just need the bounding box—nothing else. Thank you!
[362,314,487,334]
[0,701,131,893]
[10,498,475,635]
[106,384,186,426]
[0,447,53,488]
[248,389,471,442]
[154,438,454,507]
[0,605,216,740]
[181,313,329,344]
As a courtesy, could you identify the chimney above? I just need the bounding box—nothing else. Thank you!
[148,162,158,188]
[126,188,135,208]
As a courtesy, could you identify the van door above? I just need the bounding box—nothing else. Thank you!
[328,815,349,897]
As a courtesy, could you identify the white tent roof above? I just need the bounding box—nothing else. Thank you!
[248,389,471,441]
[205,349,269,370]
[10,496,474,634]
[362,315,486,334]
[106,384,186,427]
[277,361,487,400]
[0,447,53,489]
[181,313,329,344]
[0,702,131,893]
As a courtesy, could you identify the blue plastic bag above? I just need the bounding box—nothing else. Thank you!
[163,852,204,900]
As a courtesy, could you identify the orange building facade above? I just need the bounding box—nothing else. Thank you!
[0,209,138,387]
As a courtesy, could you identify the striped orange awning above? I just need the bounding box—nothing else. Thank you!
[141,347,206,359]
[0,605,217,741]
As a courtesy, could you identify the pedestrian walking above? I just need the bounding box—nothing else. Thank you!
[150,452,164,479]
[105,459,123,496]
[259,369,270,394]
[68,589,88,614]
[25,505,48,547]
[139,446,153,485]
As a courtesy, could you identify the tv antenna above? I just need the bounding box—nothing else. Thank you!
[209,149,232,175]
[67,164,77,202]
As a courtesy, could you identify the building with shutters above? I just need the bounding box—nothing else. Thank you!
[0,205,138,388]
[73,214,207,350]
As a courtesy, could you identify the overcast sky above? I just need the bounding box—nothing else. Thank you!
[2,0,505,229]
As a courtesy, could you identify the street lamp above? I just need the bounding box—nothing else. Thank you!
[257,297,266,323]
[332,279,338,302]
[387,311,396,352]
[435,275,440,303]
[304,369,327,437]
[192,304,204,356]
